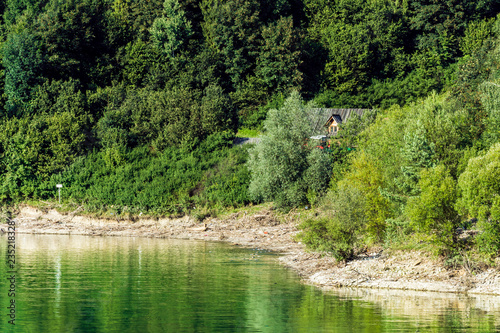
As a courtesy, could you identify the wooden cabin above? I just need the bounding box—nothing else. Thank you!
[309,108,369,138]
[326,114,343,135]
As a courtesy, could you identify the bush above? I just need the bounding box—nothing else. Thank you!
[299,185,367,261]
[457,143,500,256]
[338,151,390,243]
[406,164,460,252]
[42,133,250,215]
[475,219,500,258]
[247,91,312,208]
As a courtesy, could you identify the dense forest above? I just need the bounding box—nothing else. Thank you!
[1,0,500,263]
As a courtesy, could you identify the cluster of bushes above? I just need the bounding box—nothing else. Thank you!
[0,0,304,212]
[242,15,500,265]
[41,132,250,215]
[295,17,500,262]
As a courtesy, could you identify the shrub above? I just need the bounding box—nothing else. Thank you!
[457,143,500,257]
[42,132,250,214]
[247,91,312,208]
[299,185,367,261]
[406,164,460,252]
[339,151,390,243]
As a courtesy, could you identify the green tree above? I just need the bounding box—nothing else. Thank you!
[406,164,459,251]
[0,124,37,200]
[109,0,164,42]
[339,151,391,243]
[255,16,302,94]
[479,80,500,146]
[247,91,312,208]
[119,39,161,87]
[409,0,498,56]
[3,31,43,117]
[299,184,367,261]
[457,143,500,257]
[199,84,236,136]
[201,0,261,87]
[34,0,111,86]
[460,17,495,57]
[150,0,193,58]
[305,0,407,94]
[3,0,47,26]
[394,122,435,199]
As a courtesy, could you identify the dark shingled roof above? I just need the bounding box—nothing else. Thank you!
[308,108,370,136]
[331,115,342,124]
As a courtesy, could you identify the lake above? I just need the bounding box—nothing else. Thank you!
[1,234,499,332]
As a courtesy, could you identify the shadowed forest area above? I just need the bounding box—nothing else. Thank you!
[1,0,500,265]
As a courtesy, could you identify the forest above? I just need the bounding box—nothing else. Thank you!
[0,0,500,263]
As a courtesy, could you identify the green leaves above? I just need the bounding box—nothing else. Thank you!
[150,0,193,58]
[457,143,500,257]
[248,92,310,206]
[248,91,333,208]
[34,0,110,86]
[3,31,43,117]
[306,0,407,94]
[96,84,235,152]
[299,184,367,261]
[406,164,459,251]
[457,143,500,222]
[396,123,436,197]
[202,0,261,87]
[256,16,302,93]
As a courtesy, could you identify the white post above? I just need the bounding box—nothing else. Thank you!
[56,184,63,203]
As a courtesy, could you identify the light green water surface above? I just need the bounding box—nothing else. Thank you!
[1,234,499,332]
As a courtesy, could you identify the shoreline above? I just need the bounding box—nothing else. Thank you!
[2,205,500,296]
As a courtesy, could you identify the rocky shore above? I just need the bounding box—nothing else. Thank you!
[2,205,500,296]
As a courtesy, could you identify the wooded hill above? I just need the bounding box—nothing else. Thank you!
[1,0,500,261]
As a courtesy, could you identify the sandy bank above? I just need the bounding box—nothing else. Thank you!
[2,205,500,296]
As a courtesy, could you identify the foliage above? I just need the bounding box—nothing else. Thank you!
[150,0,193,58]
[395,122,436,198]
[247,91,334,209]
[406,164,459,251]
[306,0,407,94]
[339,152,391,243]
[3,31,43,116]
[34,0,111,86]
[96,84,235,151]
[475,219,500,258]
[247,91,312,208]
[241,92,286,129]
[457,143,500,222]
[460,17,496,57]
[256,16,302,94]
[44,132,249,214]
[304,148,332,195]
[479,80,500,146]
[457,143,500,257]
[201,0,261,87]
[119,39,161,87]
[299,185,367,261]
[409,0,498,56]
[0,109,90,200]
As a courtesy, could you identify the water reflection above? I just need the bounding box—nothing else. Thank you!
[325,288,500,331]
[0,234,499,332]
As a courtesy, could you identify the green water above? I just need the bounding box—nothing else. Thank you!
[1,234,499,332]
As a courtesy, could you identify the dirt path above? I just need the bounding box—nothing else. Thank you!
[2,205,500,296]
